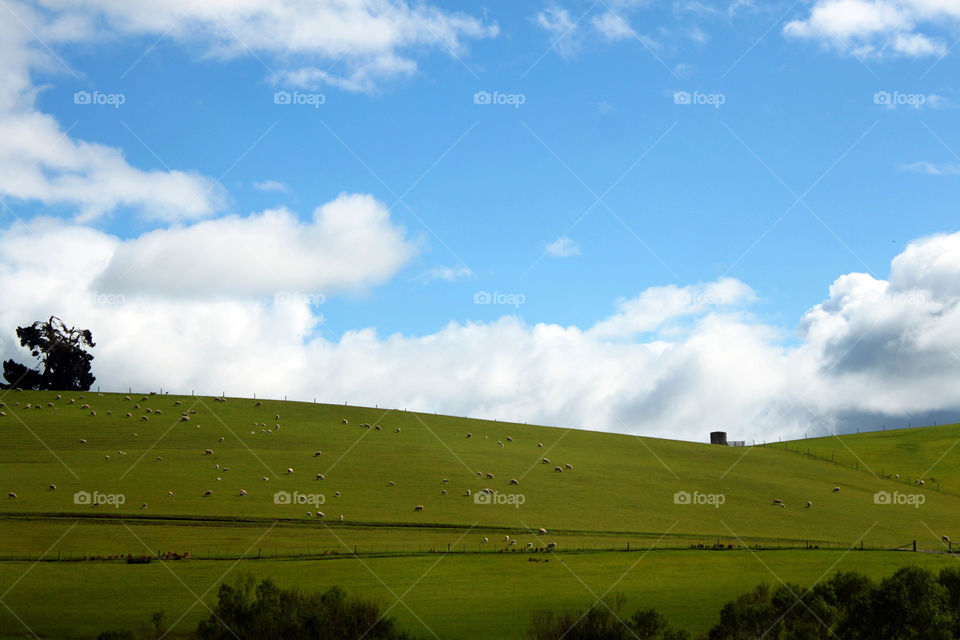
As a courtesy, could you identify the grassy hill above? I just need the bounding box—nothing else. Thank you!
[0,390,958,638]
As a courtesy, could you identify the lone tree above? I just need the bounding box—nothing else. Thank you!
[2,316,95,391]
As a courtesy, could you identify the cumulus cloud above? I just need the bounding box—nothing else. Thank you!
[34,0,497,92]
[545,236,581,258]
[783,0,958,58]
[6,222,960,443]
[95,193,418,298]
[253,180,290,194]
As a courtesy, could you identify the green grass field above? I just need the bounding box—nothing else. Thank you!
[1,390,958,638]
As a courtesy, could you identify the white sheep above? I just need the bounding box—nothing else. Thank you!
[306,511,313,518]
[314,451,323,457]
[316,512,325,518]
[832,487,841,493]
[546,542,557,550]
[497,441,504,447]
[510,540,517,546]
[504,535,510,542]
[219,437,225,443]
[339,515,344,521]
[342,419,348,424]
[542,458,550,464]
[482,537,489,544]
[806,501,812,508]
[79,438,87,444]
[554,466,563,473]
[263,476,269,482]
[465,489,471,496]
[486,473,494,479]
[441,489,447,495]
[7,492,16,499]
[943,535,951,544]
[140,503,147,509]
[167,491,174,497]
[387,481,395,487]
[538,528,547,535]
[375,425,382,431]
[509,479,519,486]
[395,427,401,433]
[466,433,471,438]
[239,490,247,497]
[141,416,149,422]
[538,442,543,448]
[49,484,56,491]
[564,463,573,471]
[526,542,534,549]
[335,491,341,497]
[123,396,130,401]
[89,411,96,416]
[125,412,132,418]
[316,473,325,480]
[286,468,294,474]
[204,449,214,455]
[414,505,424,511]
[773,499,783,505]
[174,401,182,406]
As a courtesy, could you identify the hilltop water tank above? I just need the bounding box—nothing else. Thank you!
[710,431,727,445]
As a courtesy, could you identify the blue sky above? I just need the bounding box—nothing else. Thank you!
[3,0,960,441]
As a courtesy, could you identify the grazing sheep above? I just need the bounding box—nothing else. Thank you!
[55,394,61,400]
[526,542,534,549]
[375,425,381,431]
[832,487,841,493]
[466,433,471,438]
[773,499,783,505]
[68,399,75,404]
[465,489,471,496]
[123,396,130,401]
[414,505,424,512]
[316,512,325,518]
[546,542,557,550]
[204,449,213,455]
[219,437,225,443]
[89,411,96,417]
[8,492,17,499]
[335,491,341,497]
[564,463,573,471]
[203,490,213,497]
[943,535,951,544]
[79,438,87,444]
[141,416,149,422]
[342,419,348,424]
[920,480,926,486]
[554,466,563,473]
[314,451,323,457]
[339,515,344,521]
[509,479,519,486]
[395,428,401,433]
[778,503,785,508]
[506,436,513,442]
[510,540,517,546]
[167,491,174,497]
[180,416,189,422]
[47,402,54,408]
[104,455,110,460]
[486,473,494,479]
[239,490,247,497]
[173,401,182,406]
[542,458,550,464]
[387,481,395,487]
[156,457,162,462]
[49,484,56,491]
[125,412,132,418]
[154,409,162,416]
[146,408,152,414]
[140,503,147,509]
[538,528,547,535]
[132,433,137,437]
[255,401,262,407]
[806,501,813,508]
[274,424,280,430]
[263,476,269,482]
[538,442,543,448]
[316,474,325,480]
[504,535,510,542]
[895,474,900,478]
[497,441,504,447]
[286,467,294,475]
[134,404,140,409]
[0,412,5,417]
[441,489,447,495]
[306,512,313,518]
[482,537,489,544]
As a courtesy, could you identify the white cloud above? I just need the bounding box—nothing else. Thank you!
[253,180,289,194]
[783,0,957,58]
[418,265,475,284]
[94,193,417,298]
[545,236,581,258]
[592,11,637,41]
[7,225,960,443]
[536,7,583,58]
[35,0,497,92]
[900,161,960,175]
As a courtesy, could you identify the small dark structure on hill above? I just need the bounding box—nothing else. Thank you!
[710,431,727,445]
